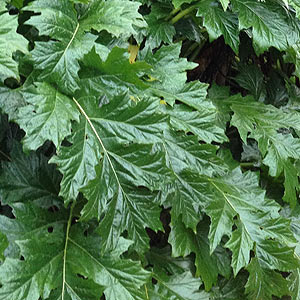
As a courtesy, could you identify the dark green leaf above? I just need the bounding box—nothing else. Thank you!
[24,0,146,92]
[17,82,80,150]
[232,0,300,53]
[0,5,28,81]
[169,217,231,291]
[0,142,61,206]
[150,270,209,300]
[196,0,239,53]
[245,257,290,300]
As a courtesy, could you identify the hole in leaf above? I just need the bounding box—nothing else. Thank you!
[48,226,54,233]
[152,278,158,284]
[71,217,78,226]
[20,256,24,261]
[77,273,88,280]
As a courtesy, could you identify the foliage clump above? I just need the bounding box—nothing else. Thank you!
[1,0,300,299]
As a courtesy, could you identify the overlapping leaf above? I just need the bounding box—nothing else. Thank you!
[17,82,80,150]
[234,64,265,101]
[78,47,150,96]
[196,0,239,53]
[231,0,300,53]
[220,94,300,206]
[144,3,176,50]
[169,218,231,290]
[169,167,298,276]
[24,0,146,92]
[219,0,230,10]
[0,85,25,120]
[0,202,150,300]
[171,0,195,9]
[164,103,227,143]
[162,129,226,231]
[0,142,61,206]
[51,93,167,204]
[50,93,170,251]
[0,3,28,81]
[245,257,290,300]
[141,44,201,106]
[1,0,300,298]
[150,270,209,300]
[80,144,168,252]
[49,118,102,204]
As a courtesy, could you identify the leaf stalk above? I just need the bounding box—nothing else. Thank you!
[170,5,198,24]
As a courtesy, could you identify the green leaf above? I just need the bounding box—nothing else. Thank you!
[223,94,300,207]
[225,219,253,276]
[162,129,227,231]
[210,274,248,300]
[145,3,176,49]
[10,0,24,9]
[150,270,210,300]
[95,185,163,253]
[0,202,150,300]
[0,2,6,12]
[50,94,170,251]
[219,0,229,10]
[51,93,167,204]
[49,118,102,204]
[285,44,300,79]
[168,218,231,291]
[245,257,290,300]
[17,82,80,150]
[289,268,300,300]
[231,0,300,53]
[24,0,146,92]
[240,140,261,165]
[81,143,167,252]
[0,231,8,261]
[289,0,300,18]
[164,103,227,143]
[69,0,91,3]
[146,246,194,275]
[48,274,104,300]
[234,64,265,100]
[256,239,298,271]
[196,0,239,53]
[0,5,28,81]
[78,46,151,96]
[141,44,199,106]
[0,85,25,121]
[173,167,298,275]
[0,142,61,206]
[203,168,268,252]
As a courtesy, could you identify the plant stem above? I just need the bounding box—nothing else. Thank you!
[170,7,181,17]
[183,41,198,58]
[170,5,197,24]
[240,162,255,167]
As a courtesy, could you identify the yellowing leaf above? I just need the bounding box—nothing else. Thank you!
[128,44,139,64]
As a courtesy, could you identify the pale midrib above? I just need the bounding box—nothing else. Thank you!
[62,22,79,59]
[72,97,140,245]
[61,202,75,300]
[72,97,123,190]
